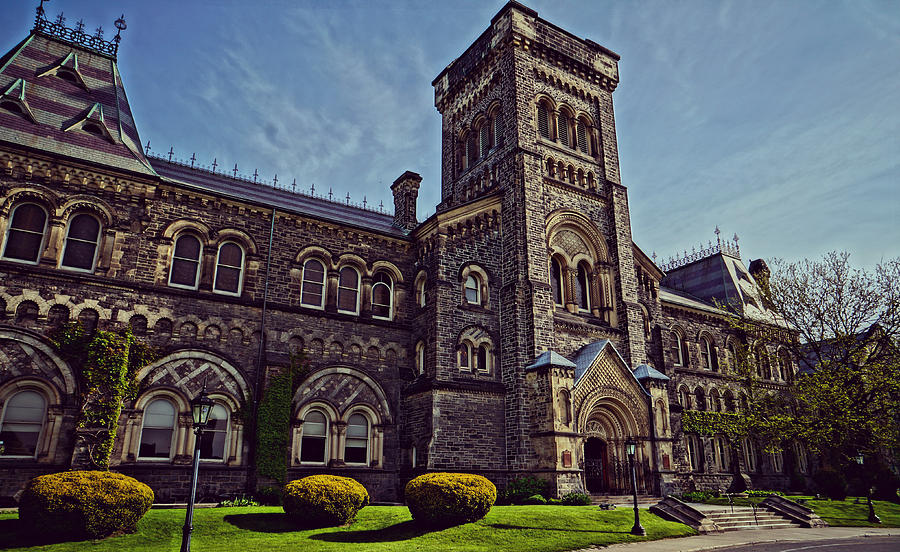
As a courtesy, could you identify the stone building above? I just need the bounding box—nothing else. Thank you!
[0,2,805,503]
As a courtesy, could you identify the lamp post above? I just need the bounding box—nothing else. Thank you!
[181,388,214,552]
[853,453,881,524]
[625,437,646,536]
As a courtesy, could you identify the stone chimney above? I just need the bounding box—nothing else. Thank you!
[391,171,421,232]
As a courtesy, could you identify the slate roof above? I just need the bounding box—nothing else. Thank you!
[661,251,768,317]
[573,340,650,395]
[0,32,155,176]
[632,364,669,382]
[525,350,577,371]
[149,157,406,238]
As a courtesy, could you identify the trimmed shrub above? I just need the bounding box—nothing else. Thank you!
[405,472,497,526]
[813,468,848,500]
[744,490,784,497]
[561,492,592,506]
[282,475,369,527]
[254,485,283,506]
[503,475,549,505]
[523,493,547,505]
[19,470,153,539]
[680,491,713,502]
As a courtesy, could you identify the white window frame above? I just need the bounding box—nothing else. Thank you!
[343,412,370,466]
[212,241,245,296]
[337,266,361,315]
[300,258,327,309]
[0,389,47,459]
[464,274,481,305]
[198,403,230,463]
[675,332,686,366]
[1,202,48,265]
[576,262,592,312]
[137,398,177,462]
[299,408,329,466]
[458,342,472,371]
[371,271,393,320]
[168,233,203,290]
[415,341,425,375]
[59,213,101,272]
[416,276,427,308]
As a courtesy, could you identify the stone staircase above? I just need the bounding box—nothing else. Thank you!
[704,508,801,531]
[589,494,658,507]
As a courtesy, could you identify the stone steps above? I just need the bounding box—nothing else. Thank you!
[589,494,657,506]
[705,510,800,531]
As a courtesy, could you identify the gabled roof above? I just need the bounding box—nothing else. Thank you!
[525,350,577,371]
[573,339,650,396]
[632,363,669,382]
[0,31,155,176]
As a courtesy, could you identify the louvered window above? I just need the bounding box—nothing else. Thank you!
[467,133,479,168]
[557,112,570,147]
[480,123,491,158]
[493,110,502,146]
[576,120,589,153]
[537,104,551,139]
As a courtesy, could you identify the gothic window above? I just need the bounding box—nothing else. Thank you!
[492,106,502,147]
[198,403,229,461]
[479,121,491,158]
[709,388,722,412]
[301,259,326,309]
[415,273,427,308]
[576,262,591,311]
[723,390,736,413]
[694,387,707,412]
[2,203,47,263]
[755,345,770,379]
[169,233,202,289]
[457,343,470,370]
[700,337,714,370]
[464,274,481,305]
[550,258,563,306]
[415,341,425,375]
[576,118,589,154]
[557,111,571,147]
[686,434,703,472]
[476,344,490,372]
[674,331,686,366]
[770,451,784,473]
[714,436,730,472]
[726,342,739,373]
[139,399,176,460]
[537,101,551,139]
[337,266,360,315]
[466,132,479,169]
[641,305,651,339]
[60,213,101,271]
[742,438,758,472]
[344,413,369,465]
[0,390,46,458]
[655,400,668,433]
[557,389,572,425]
[213,242,244,296]
[300,409,328,464]
[371,271,393,320]
[678,386,691,409]
[795,443,809,474]
[776,349,792,382]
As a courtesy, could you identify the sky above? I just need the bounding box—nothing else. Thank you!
[3,0,898,269]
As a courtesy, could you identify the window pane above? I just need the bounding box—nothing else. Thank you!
[301,283,323,306]
[139,428,172,458]
[300,436,326,463]
[477,345,488,371]
[67,214,100,241]
[577,121,589,153]
[372,283,391,317]
[61,239,97,270]
[538,105,550,139]
[171,258,199,286]
[0,425,41,456]
[557,113,570,147]
[551,259,562,305]
[302,261,325,306]
[465,275,479,304]
[5,391,45,422]
[458,344,469,368]
[303,260,324,281]
[338,288,357,311]
[11,204,46,233]
[576,265,590,310]
[214,266,241,293]
[199,430,226,460]
[3,229,43,262]
[174,235,201,259]
[347,414,367,438]
[218,243,242,267]
[345,441,367,464]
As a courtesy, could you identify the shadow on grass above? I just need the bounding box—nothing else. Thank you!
[309,520,435,543]
[488,522,631,534]
[0,518,94,549]
[222,512,301,533]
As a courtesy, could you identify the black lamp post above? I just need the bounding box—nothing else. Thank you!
[854,453,881,524]
[181,388,214,552]
[625,437,646,536]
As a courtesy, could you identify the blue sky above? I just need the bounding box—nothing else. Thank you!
[4,0,898,268]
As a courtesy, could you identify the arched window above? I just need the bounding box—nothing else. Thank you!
[714,436,730,472]
[770,451,784,473]
[694,387,707,412]
[301,259,326,308]
[337,266,360,314]
[795,443,809,474]
[371,271,393,319]
[2,203,47,263]
[198,403,229,461]
[60,213,101,271]
[576,118,590,154]
[479,121,491,158]
[476,344,490,372]
[492,107,502,147]
[674,332,686,366]
[464,274,481,305]
[576,262,591,311]
[537,101,551,139]
[550,258,563,306]
[0,390,46,457]
[213,242,244,295]
[466,132,479,168]
[557,111,571,147]
[299,409,328,464]
[686,434,703,472]
[709,388,722,412]
[415,341,425,375]
[755,346,770,379]
[699,337,712,370]
[139,399,176,459]
[678,386,691,409]
[169,234,202,289]
[416,275,427,308]
[723,390,736,413]
[344,413,369,465]
[457,342,470,370]
[727,342,739,373]
[742,438,757,472]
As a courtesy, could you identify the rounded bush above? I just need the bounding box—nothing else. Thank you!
[282,475,369,527]
[523,493,547,505]
[561,492,592,506]
[405,472,496,526]
[19,470,154,539]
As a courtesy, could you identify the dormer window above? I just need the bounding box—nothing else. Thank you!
[57,69,80,85]
[1,100,23,116]
[82,122,105,137]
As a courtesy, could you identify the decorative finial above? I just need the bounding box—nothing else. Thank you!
[252,168,258,183]
[232,163,238,178]
[292,178,296,193]
[346,192,351,204]
[211,157,218,172]
[167,147,174,162]
[652,251,657,261]
[94,26,103,39]
[273,174,278,187]
[144,139,150,155]
[328,187,333,201]
[363,196,367,208]
[55,12,66,26]
[379,200,384,212]
[189,152,196,168]
[75,19,85,34]
[733,233,739,243]
[311,183,315,194]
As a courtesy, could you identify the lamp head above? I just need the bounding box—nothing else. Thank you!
[625,437,637,456]
[191,388,215,428]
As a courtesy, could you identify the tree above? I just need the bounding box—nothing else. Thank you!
[727,252,900,468]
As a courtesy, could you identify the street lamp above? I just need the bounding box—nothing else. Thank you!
[181,388,214,552]
[853,453,881,524]
[625,437,646,536]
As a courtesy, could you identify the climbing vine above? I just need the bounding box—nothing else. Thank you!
[255,349,309,483]
[50,322,157,469]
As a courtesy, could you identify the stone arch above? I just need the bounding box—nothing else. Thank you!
[137,349,251,404]
[214,227,259,256]
[0,327,76,395]
[0,185,60,216]
[160,218,212,244]
[292,366,393,424]
[59,195,115,227]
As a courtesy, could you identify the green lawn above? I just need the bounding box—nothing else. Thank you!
[687,495,900,528]
[0,505,695,552]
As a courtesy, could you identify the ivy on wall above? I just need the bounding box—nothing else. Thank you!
[50,322,156,468]
[681,410,748,440]
[255,350,309,483]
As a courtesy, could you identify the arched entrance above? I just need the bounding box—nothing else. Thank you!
[584,437,609,493]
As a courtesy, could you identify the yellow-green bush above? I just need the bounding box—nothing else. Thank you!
[19,470,154,539]
[405,472,496,526]
[282,475,369,527]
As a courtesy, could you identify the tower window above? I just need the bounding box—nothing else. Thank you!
[551,258,563,306]
[337,266,360,315]
[213,242,245,295]
[557,112,571,147]
[464,274,481,304]
[371,271,393,320]
[2,203,47,264]
[301,259,326,308]
[576,119,589,153]
[576,262,591,311]
[60,213,101,272]
[169,234,202,289]
[537,102,551,139]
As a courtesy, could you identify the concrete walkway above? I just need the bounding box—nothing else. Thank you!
[578,526,900,552]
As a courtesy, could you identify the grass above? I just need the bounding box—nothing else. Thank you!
[0,505,695,552]
[686,494,900,528]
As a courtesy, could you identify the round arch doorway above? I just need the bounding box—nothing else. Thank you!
[584,437,610,493]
